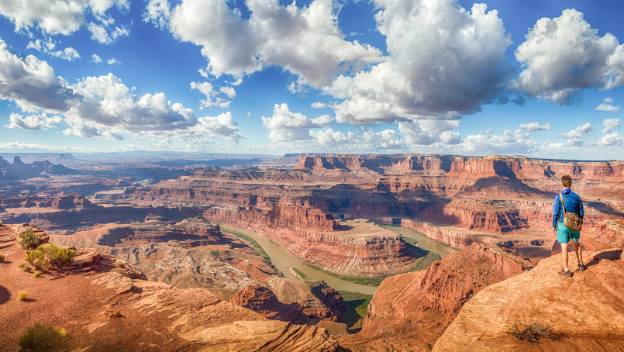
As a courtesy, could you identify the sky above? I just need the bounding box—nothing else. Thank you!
[0,0,623,160]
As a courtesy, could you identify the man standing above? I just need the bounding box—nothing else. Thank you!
[552,175,587,277]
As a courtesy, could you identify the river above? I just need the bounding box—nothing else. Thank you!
[222,224,454,295]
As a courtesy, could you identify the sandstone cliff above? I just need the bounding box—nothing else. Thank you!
[341,243,530,351]
[0,225,342,352]
[434,248,624,352]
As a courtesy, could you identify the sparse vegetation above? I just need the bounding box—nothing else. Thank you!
[510,322,563,343]
[221,226,271,262]
[18,291,29,301]
[0,253,5,262]
[338,290,373,332]
[291,267,307,279]
[25,244,76,272]
[306,263,386,286]
[19,228,43,250]
[18,323,70,352]
[33,270,43,278]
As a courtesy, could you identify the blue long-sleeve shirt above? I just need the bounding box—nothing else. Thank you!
[552,188,584,229]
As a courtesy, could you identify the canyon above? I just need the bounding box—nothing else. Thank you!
[1,153,623,351]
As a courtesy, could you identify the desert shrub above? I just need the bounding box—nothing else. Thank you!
[18,291,29,301]
[33,270,43,278]
[26,244,76,272]
[511,322,562,343]
[18,323,70,352]
[0,253,5,262]
[19,228,42,250]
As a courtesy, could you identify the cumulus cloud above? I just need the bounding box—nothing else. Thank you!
[144,0,171,29]
[106,58,120,65]
[190,81,234,109]
[329,0,511,123]
[602,118,620,133]
[67,73,197,135]
[91,53,102,63]
[26,38,80,61]
[87,22,129,44]
[168,0,380,87]
[518,122,551,132]
[398,119,461,146]
[7,112,62,130]
[0,0,128,36]
[311,101,328,109]
[262,103,332,142]
[0,38,74,112]
[514,9,624,104]
[561,122,592,146]
[597,132,623,146]
[461,129,535,155]
[595,97,619,112]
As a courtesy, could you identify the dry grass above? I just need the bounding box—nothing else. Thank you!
[18,290,29,301]
[511,322,563,343]
[18,323,70,352]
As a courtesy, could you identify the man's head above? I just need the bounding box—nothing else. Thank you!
[561,175,572,188]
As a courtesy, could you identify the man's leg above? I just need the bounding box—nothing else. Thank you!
[560,242,569,271]
[572,241,583,264]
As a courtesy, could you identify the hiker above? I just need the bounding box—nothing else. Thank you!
[552,175,586,277]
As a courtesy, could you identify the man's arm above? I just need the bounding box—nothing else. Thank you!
[552,194,560,229]
[579,196,584,219]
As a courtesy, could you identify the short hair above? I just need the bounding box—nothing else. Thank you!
[561,175,572,187]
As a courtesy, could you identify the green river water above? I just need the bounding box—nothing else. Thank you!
[222,224,455,295]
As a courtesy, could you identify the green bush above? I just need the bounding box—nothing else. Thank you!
[26,244,76,272]
[18,323,70,352]
[18,229,42,250]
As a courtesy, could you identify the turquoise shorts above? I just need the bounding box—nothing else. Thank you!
[556,222,581,244]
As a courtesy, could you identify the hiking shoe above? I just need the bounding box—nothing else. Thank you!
[578,264,587,272]
[559,270,573,277]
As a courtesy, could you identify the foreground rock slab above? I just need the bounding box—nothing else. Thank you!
[434,248,624,352]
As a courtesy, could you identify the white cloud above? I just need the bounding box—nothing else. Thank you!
[561,122,592,146]
[461,129,535,155]
[262,103,332,142]
[399,119,461,146]
[7,112,62,130]
[595,97,620,112]
[91,53,102,63]
[168,0,381,87]
[190,81,233,108]
[87,22,129,44]
[597,132,623,146]
[602,118,620,133]
[0,0,128,36]
[514,9,624,104]
[152,112,243,147]
[310,128,355,146]
[144,0,171,29]
[329,0,511,124]
[67,73,197,135]
[311,101,328,109]
[26,38,80,61]
[106,58,120,65]
[518,122,551,132]
[0,38,73,112]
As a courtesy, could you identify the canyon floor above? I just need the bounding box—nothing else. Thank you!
[1,153,623,351]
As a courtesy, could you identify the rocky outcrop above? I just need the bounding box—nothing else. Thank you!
[0,156,75,180]
[0,205,203,232]
[434,248,624,352]
[341,243,530,351]
[0,226,342,352]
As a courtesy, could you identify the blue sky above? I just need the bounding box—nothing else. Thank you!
[0,0,623,159]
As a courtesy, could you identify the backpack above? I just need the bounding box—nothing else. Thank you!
[560,192,583,232]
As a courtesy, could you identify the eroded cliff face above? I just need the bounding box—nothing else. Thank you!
[340,243,530,351]
[0,225,341,352]
[433,248,624,352]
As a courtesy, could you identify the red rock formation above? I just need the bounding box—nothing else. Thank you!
[434,248,624,352]
[341,243,530,351]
